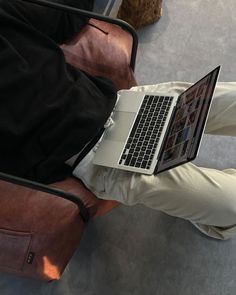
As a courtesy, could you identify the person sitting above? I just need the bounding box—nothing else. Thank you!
[1,0,236,240]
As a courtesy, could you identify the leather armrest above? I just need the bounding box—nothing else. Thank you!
[61,19,137,90]
[52,178,120,217]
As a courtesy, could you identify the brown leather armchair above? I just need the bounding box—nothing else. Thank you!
[0,0,138,281]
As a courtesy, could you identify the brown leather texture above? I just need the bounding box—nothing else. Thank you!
[0,180,84,281]
[53,178,120,218]
[61,19,137,90]
[0,19,137,281]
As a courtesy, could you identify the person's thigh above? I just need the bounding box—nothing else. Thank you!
[126,163,236,227]
[74,157,236,227]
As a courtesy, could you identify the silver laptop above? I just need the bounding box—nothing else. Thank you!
[93,66,220,174]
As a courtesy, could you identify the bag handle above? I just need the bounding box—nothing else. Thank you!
[0,172,90,222]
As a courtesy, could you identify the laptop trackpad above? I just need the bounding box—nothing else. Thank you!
[104,111,136,142]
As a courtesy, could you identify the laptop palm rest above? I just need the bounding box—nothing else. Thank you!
[93,111,136,168]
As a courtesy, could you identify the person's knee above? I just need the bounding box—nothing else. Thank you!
[220,196,236,222]
[202,190,236,226]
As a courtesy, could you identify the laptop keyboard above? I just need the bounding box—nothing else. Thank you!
[118,95,173,170]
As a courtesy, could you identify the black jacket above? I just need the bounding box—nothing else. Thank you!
[0,0,117,183]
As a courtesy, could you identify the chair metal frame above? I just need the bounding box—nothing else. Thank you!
[0,0,138,222]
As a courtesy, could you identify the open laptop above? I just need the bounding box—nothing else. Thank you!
[93,66,220,174]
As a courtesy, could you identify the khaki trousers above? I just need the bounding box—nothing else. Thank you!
[73,82,236,240]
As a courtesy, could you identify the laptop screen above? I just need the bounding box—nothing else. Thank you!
[156,66,220,173]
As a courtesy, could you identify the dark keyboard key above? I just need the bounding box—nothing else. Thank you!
[124,155,132,165]
[130,114,141,137]
[130,158,136,166]
[153,96,160,103]
[141,161,148,168]
[147,96,154,105]
[127,138,133,144]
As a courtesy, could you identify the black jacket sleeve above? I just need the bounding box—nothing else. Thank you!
[1,0,94,43]
[0,0,117,184]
